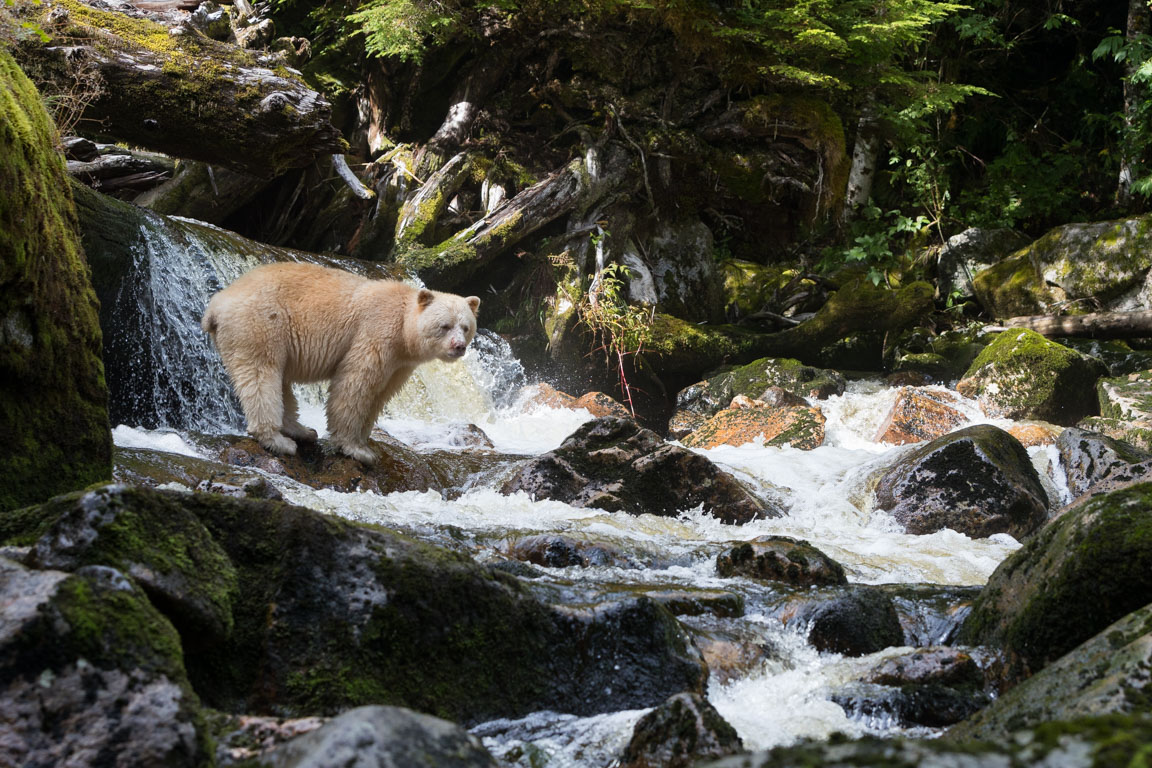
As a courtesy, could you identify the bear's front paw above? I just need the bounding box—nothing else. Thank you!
[258,432,298,456]
[340,443,378,465]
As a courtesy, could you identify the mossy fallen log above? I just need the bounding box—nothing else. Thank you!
[645,279,935,375]
[1001,309,1152,339]
[14,0,344,177]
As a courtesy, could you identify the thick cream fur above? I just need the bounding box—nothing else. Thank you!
[202,262,480,463]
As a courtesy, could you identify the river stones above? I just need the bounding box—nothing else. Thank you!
[873,387,966,445]
[266,705,499,768]
[715,536,846,586]
[874,424,1048,539]
[675,357,846,419]
[502,417,779,523]
[958,482,1152,681]
[502,533,640,569]
[619,692,743,768]
[1056,427,1152,499]
[947,602,1152,742]
[680,400,826,450]
[0,558,209,768]
[936,227,1031,300]
[956,328,1105,425]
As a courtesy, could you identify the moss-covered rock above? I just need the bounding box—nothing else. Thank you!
[947,602,1152,743]
[1059,338,1152,377]
[958,482,1152,681]
[701,714,1152,767]
[25,484,238,648]
[0,558,209,767]
[680,403,826,450]
[874,424,1048,539]
[936,227,1031,299]
[620,692,743,768]
[957,328,1106,425]
[1056,427,1152,499]
[1096,368,1152,422]
[1077,416,1152,453]
[0,49,111,511]
[972,215,1152,318]
[676,357,845,418]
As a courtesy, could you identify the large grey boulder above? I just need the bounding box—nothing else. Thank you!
[874,425,1048,539]
[0,558,208,767]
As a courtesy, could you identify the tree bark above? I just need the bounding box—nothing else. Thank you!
[394,151,473,246]
[1002,310,1152,339]
[15,0,344,177]
[1117,0,1151,207]
[841,98,881,225]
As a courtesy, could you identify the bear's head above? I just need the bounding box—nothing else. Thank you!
[415,289,481,361]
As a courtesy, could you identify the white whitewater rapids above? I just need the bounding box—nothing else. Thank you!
[114,334,1069,767]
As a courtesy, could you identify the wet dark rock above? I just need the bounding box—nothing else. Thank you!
[266,705,499,768]
[864,647,983,688]
[958,482,1152,682]
[502,417,779,524]
[832,679,989,729]
[948,602,1152,742]
[503,533,637,568]
[197,475,285,501]
[874,424,1048,539]
[643,589,745,618]
[716,536,847,586]
[877,584,981,647]
[23,484,238,649]
[0,558,208,768]
[779,586,904,656]
[619,692,743,768]
[681,619,778,686]
[1056,427,1152,500]
[214,433,444,494]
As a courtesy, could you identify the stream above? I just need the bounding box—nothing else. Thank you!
[106,211,1068,767]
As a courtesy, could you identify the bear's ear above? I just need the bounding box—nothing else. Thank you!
[465,296,480,316]
[416,289,436,311]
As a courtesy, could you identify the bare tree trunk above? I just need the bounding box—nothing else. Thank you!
[1118,0,1151,207]
[394,151,473,246]
[841,98,881,225]
[1002,310,1152,339]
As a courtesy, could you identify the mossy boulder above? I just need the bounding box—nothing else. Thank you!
[24,484,238,648]
[947,602,1152,743]
[0,557,209,767]
[1059,338,1152,377]
[972,215,1152,318]
[501,417,779,524]
[1096,368,1152,421]
[874,425,1049,540]
[642,218,724,323]
[162,485,706,723]
[935,227,1031,299]
[701,714,1152,767]
[0,49,111,511]
[957,328,1106,425]
[676,357,845,418]
[958,482,1152,681]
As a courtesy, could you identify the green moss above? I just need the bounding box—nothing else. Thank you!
[971,253,1048,318]
[0,49,111,511]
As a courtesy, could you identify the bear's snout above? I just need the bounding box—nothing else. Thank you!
[446,341,468,357]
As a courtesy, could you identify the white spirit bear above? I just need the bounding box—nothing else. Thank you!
[202,262,480,464]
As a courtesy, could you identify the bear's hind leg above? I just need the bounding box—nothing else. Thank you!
[281,383,318,443]
[232,363,297,455]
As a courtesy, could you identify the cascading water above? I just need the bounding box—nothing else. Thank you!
[107,211,1069,768]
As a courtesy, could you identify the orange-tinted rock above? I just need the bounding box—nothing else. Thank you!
[874,388,966,445]
[1007,422,1061,447]
[681,405,826,450]
[668,408,707,440]
[525,382,579,409]
[574,391,633,419]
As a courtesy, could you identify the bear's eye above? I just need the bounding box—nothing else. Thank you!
[440,323,453,333]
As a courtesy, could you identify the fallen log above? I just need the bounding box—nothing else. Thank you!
[67,145,174,188]
[15,0,344,177]
[1001,310,1152,339]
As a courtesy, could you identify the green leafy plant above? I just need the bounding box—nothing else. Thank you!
[821,203,928,285]
[577,261,653,416]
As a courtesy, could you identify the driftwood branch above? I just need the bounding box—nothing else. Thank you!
[16,0,344,177]
[1001,310,1152,339]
